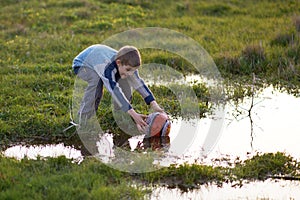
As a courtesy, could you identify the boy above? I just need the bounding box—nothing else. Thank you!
[72,44,163,132]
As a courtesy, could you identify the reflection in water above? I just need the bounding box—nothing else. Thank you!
[137,136,170,151]
[215,85,300,161]
[4,143,83,163]
[95,133,171,165]
[150,179,300,200]
[96,133,115,163]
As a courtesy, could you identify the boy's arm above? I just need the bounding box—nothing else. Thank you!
[102,64,149,130]
[129,71,154,103]
[150,101,164,112]
[129,71,164,112]
[103,75,148,131]
[102,63,133,112]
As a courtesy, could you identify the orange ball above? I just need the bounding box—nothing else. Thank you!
[145,112,171,137]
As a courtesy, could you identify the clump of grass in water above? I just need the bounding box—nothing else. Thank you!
[138,152,300,190]
[140,163,226,191]
[232,152,299,181]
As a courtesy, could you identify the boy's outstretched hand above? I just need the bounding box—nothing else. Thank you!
[127,109,148,132]
[150,101,164,113]
[127,101,164,133]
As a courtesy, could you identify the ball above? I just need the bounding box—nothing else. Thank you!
[145,112,171,137]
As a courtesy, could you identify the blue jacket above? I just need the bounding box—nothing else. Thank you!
[72,44,155,112]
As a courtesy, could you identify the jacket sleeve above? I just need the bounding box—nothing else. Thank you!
[102,66,133,112]
[128,70,155,105]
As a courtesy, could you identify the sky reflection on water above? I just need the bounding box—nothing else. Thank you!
[150,179,300,200]
[212,85,300,160]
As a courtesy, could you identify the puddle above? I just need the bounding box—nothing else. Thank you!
[3,143,84,163]
[213,85,300,160]
[149,179,300,200]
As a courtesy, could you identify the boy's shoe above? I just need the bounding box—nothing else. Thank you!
[63,120,79,132]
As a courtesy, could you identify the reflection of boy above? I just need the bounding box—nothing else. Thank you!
[72,44,163,132]
[137,136,170,151]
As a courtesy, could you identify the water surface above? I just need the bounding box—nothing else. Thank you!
[150,179,300,199]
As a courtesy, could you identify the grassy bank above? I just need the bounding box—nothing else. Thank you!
[1,152,299,199]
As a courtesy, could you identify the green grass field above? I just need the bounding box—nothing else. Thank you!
[1,0,299,143]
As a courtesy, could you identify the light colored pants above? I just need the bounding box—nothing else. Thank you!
[77,67,132,118]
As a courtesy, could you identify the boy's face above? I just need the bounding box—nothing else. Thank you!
[117,60,138,79]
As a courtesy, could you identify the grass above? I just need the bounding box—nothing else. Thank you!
[0,155,147,200]
[0,152,299,198]
[1,0,300,142]
[232,152,299,181]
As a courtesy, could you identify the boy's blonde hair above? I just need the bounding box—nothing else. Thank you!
[116,46,141,67]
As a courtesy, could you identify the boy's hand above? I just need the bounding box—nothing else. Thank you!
[136,124,148,133]
[150,101,164,113]
[127,109,148,132]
